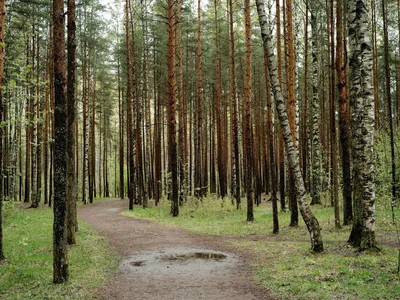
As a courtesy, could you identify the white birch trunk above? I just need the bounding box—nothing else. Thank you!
[256,0,324,252]
[347,0,376,249]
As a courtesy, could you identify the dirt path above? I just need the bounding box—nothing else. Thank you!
[78,199,272,300]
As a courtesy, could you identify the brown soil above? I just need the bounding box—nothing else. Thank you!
[78,199,273,300]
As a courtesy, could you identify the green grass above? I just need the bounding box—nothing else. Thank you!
[123,194,400,299]
[0,202,119,300]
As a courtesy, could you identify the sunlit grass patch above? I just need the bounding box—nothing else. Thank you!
[0,204,119,299]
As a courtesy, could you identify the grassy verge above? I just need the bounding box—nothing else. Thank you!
[0,202,119,299]
[123,195,400,299]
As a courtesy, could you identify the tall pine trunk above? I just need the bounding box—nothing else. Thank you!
[53,0,69,283]
[264,51,279,233]
[285,0,298,226]
[195,0,203,199]
[336,0,353,225]
[229,0,240,208]
[244,0,253,222]
[126,0,135,209]
[0,0,5,261]
[118,59,124,199]
[167,0,179,216]
[67,0,77,245]
[215,0,226,199]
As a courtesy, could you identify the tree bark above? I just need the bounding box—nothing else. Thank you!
[256,0,324,252]
[264,51,279,233]
[382,0,396,220]
[214,0,227,199]
[118,59,124,199]
[285,0,298,226]
[371,0,379,129]
[229,0,240,208]
[177,0,186,204]
[302,3,309,192]
[195,0,203,199]
[276,0,285,212]
[67,0,77,245]
[53,0,69,283]
[167,0,179,216]
[0,0,5,261]
[244,0,253,222]
[126,0,135,209]
[310,4,322,205]
[347,0,377,250]
[336,0,353,225]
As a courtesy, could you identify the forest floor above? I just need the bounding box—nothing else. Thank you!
[78,198,273,300]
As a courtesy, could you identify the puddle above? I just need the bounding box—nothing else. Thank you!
[161,252,227,262]
[105,208,119,212]
[119,248,235,278]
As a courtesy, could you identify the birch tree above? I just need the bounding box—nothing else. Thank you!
[347,0,377,250]
[255,0,324,252]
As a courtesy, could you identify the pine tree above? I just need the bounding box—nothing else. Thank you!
[53,0,69,283]
[0,0,6,261]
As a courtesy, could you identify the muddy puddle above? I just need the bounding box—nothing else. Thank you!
[104,207,120,212]
[119,248,236,278]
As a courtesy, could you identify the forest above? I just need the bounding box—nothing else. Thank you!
[0,0,400,298]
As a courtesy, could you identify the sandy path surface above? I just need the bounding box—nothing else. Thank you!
[78,199,272,300]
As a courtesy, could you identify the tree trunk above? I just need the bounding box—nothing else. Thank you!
[330,0,340,228]
[382,0,396,220]
[256,0,324,252]
[276,0,285,212]
[336,0,353,225]
[25,35,31,204]
[244,0,253,222]
[126,0,135,209]
[302,3,309,192]
[177,0,186,204]
[67,0,77,245]
[264,51,279,234]
[130,16,144,207]
[347,0,377,250]
[195,0,203,199]
[44,25,51,205]
[229,0,240,208]
[30,27,38,208]
[285,0,298,226]
[167,0,179,216]
[89,73,96,203]
[53,0,69,282]
[310,5,322,205]
[35,31,42,208]
[118,59,124,199]
[82,40,88,204]
[215,0,226,199]
[0,0,5,261]
[371,0,379,129]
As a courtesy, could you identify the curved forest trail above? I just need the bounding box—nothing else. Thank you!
[78,199,272,300]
